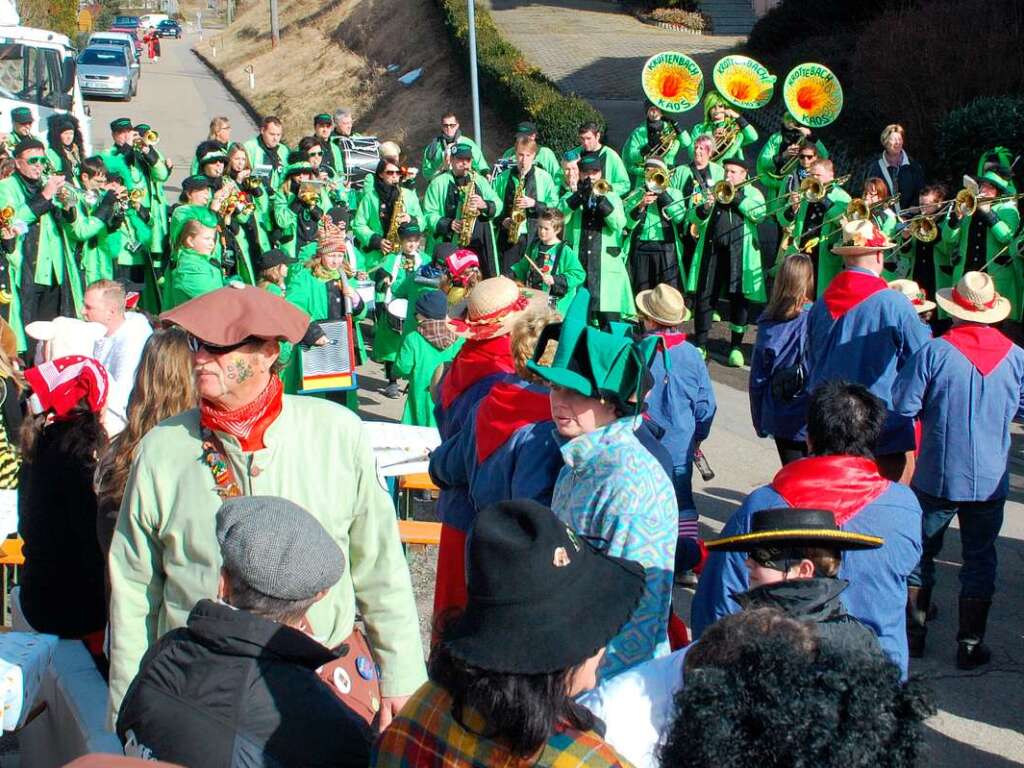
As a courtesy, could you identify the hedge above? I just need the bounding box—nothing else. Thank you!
[433,0,604,155]
[936,96,1024,185]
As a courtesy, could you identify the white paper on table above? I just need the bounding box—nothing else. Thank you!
[0,490,17,537]
[363,422,441,478]
[0,632,58,731]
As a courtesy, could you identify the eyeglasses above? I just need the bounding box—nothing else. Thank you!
[25,156,46,165]
[441,122,458,128]
[799,153,817,160]
[307,150,323,157]
[187,334,259,354]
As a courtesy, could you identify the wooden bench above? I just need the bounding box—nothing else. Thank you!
[397,472,439,521]
[398,519,442,547]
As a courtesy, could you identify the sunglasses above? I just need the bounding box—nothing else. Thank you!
[307,150,323,157]
[187,334,259,355]
[25,156,47,165]
[799,154,817,160]
[383,169,401,176]
[441,123,458,128]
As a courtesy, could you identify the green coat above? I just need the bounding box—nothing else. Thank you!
[756,131,829,200]
[491,165,559,244]
[621,123,692,185]
[944,201,1022,320]
[510,239,585,316]
[500,145,561,184]
[164,247,226,309]
[686,186,767,303]
[568,145,631,197]
[352,184,425,275]
[670,161,725,211]
[560,188,634,317]
[687,119,758,162]
[423,171,503,275]
[138,146,171,257]
[422,135,488,181]
[241,136,290,189]
[107,397,428,716]
[83,206,151,284]
[891,228,956,316]
[394,331,463,426]
[778,186,852,295]
[99,145,147,193]
[625,184,688,282]
[0,175,86,351]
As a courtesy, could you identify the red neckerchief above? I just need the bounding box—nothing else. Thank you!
[440,335,515,409]
[200,376,283,452]
[771,455,890,526]
[474,380,552,462]
[649,330,688,349]
[822,270,888,320]
[943,324,1013,376]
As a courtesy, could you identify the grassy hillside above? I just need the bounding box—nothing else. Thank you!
[196,0,510,164]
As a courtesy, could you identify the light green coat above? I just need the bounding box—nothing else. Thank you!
[560,188,634,317]
[107,397,428,717]
[394,331,463,426]
[755,131,828,200]
[621,124,691,185]
[423,171,503,275]
[686,186,767,303]
[422,135,488,181]
[944,201,1022,320]
[778,186,852,295]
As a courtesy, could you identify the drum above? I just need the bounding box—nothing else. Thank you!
[342,137,381,189]
[386,298,407,334]
[355,279,375,311]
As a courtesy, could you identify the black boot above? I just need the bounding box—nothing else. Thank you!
[907,586,931,658]
[956,597,992,670]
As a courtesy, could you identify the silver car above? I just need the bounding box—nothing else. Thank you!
[78,45,139,100]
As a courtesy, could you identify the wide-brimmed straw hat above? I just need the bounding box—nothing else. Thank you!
[443,499,645,674]
[831,219,897,257]
[706,508,884,552]
[888,279,936,314]
[447,276,546,340]
[635,283,690,326]
[935,271,1012,324]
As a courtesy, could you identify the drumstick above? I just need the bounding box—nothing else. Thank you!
[523,252,546,278]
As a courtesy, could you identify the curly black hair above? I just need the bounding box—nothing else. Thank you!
[807,380,886,458]
[659,628,934,768]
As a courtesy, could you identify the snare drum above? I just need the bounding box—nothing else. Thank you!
[342,137,381,189]
[355,279,375,311]
[386,298,408,335]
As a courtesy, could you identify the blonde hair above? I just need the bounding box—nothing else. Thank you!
[880,123,905,145]
[175,218,214,252]
[764,253,814,322]
[512,307,561,380]
[208,116,231,139]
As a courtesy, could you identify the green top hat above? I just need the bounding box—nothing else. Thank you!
[977,168,1010,194]
[109,117,132,132]
[527,289,658,411]
[285,161,315,177]
[199,150,228,165]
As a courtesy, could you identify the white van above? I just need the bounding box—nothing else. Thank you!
[138,14,169,29]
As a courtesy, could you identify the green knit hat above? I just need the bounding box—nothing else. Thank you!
[176,203,219,229]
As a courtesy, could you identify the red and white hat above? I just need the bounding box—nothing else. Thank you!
[445,248,480,282]
[24,356,109,420]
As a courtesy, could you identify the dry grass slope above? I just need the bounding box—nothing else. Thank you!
[199,0,510,162]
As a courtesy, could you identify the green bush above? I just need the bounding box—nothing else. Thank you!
[936,96,1024,184]
[747,0,896,62]
[433,0,604,154]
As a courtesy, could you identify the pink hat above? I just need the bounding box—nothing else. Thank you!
[446,248,480,281]
[24,355,109,420]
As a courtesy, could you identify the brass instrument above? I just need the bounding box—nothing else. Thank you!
[505,175,526,237]
[0,206,13,225]
[709,120,740,162]
[591,179,613,196]
[799,173,851,203]
[243,175,262,191]
[297,182,320,207]
[128,188,144,205]
[644,125,678,163]
[846,193,899,221]
[712,176,759,206]
[954,189,1024,218]
[906,216,939,243]
[132,130,159,149]
[386,185,405,247]
[456,173,479,247]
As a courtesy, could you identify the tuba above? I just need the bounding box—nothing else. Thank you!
[456,172,479,247]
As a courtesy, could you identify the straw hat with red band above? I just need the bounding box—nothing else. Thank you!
[936,271,1011,324]
[447,276,547,340]
[831,219,897,257]
[888,279,936,314]
[24,355,109,420]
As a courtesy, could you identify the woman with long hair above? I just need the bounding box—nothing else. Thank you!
[749,252,815,465]
[45,113,85,183]
[95,327,197,561]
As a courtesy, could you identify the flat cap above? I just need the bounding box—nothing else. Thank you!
[216,496,345,600]
[160,284,311,345]
[451,143,474,160]
[109,116,132,132]
[579,152,601,172]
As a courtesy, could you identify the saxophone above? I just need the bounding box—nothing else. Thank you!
[504,174,526,238]
[386,187,404,248]
[456,172,478,247]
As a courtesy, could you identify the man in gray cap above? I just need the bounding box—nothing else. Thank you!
[116,496,373,768]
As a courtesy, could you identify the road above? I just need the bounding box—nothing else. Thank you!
[82,32,1024,766]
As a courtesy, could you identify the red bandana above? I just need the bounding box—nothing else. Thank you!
[822,270,888,320]
[771,455,890,526]
[200,376,283,452]
[474,380,552,462]
[651,330,688,349]
[440,335,515,409]
[943,324,1013,376]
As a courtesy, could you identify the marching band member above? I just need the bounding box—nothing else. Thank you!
[893,184,955,318]
[507,208,584,315]
[164,212,225,310]
[9,107,38,147]
[943,168,1021,323]
[576,121,630,197]
[563,151,633,322]
[499,121,561,183]
[133,122,172,276]
[687,92,757,163]
[100,118,147,194]
[625,157,687,294]
[93,172,152,289]
[423,143,502,277]
[422,112,488,181]
[242,116,289,189]
[621,102,689,186]
[197,146,229,192]
[274,156,339,261]
[686,157,766,365]
[779,157,851,295]
[44,115,85,185]
[671,134,723,279]
[861,124,925,211]
[492,137,558,272]
[756,113,828,203]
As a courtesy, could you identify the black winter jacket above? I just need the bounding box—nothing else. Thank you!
[117,599,373,767]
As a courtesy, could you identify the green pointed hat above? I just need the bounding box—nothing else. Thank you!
[527,289,658,411]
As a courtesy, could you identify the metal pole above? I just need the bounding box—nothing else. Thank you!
[466,0,482,147]
[269,0,280,48]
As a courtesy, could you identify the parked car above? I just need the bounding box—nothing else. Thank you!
[156,19,182,38]
[109,15,140,36]
[89,31,142,68]
[78,45,139,100]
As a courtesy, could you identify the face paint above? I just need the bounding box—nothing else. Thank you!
[233,356,254,384]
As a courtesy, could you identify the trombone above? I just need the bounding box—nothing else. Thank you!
[799,173,851,203]
[846,193,900,221]
[622,167,670,211]
[713,176,760,206]
[709,119,740,163]
[954,188,1024,218]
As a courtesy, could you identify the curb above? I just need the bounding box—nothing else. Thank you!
[191,45,262,126]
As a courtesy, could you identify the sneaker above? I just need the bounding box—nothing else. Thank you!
[382,382,402,399]
[727,347,744,367]
[712,311,721,322]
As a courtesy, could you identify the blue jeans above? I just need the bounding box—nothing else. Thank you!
[908,489,1005,600]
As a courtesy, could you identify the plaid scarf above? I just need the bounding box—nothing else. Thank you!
[419,318,457,351]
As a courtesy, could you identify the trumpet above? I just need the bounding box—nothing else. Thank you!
[0,206,13,225]
[133,130,159,149]
[297,182,320,207]
[622,167,671,212]
[799,173,851,203]
[242,175,263,191]
[591,178,613,196]
[845,193,900,221]
[954,189,1024,218]
[713,176,759,206]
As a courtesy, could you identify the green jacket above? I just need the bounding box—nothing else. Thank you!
[164,247,226,309]
[560,188,634,316]
[99,145,147,193]
[568,145,631,197]
[422,134,488,181]
[510,239,585,316]
[500,145,561,184]
[687,119,758,162]
[394,331,463,426]
[423,171,503,275]
[891,227,956,315]
[778,186,852,295]
[138,145,171,256]
[625,184,688,279]
[491,165,559,243]
[943,201,1022,320]
[686,186,767,303]
[352,184,425,275]
[107,397,428,717]
[621,123,691,185]
[756,131,828,200]
[670,161,725,212]
[241,136,290,189]
[84,206,151,284]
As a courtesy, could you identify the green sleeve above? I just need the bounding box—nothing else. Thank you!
[604,192,627,234]
[739,121,759,149]
[471,139,489,174]
[604,149,631,197]
[537,169,559,209]
[739,187,766,224]
[662,187,688,224]
[422,176,449,237]
[509,257,528,282]
[148,150,171,183]
[422,140,442,182]
[993,204,1020,245]
[393,334,416,379]
[557,243,586,290]
[757,133,783,179]
[476,174,503,221]
[621,126,647,180]
[352,188,377,250]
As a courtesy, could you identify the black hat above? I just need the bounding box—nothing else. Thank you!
[11,107,33,125]
[706,508,884,552]
[313,112,332,126]
[722,157,749,171]
[451,143,474,160]
[50,115,76,134]
[14,137,44,156]
[253,248,296,272]
[578,152,601,172]
[514,121,537,136]
[443,500,645,674]
[109,117,133,133]
[397,221,422,239]
[181,174,211,193]
[415,290,448,320]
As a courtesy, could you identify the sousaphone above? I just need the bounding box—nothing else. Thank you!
[712,55,776,110]
[783,63,844,128]
[641,51,704,114]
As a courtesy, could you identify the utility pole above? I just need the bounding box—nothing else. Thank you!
[467,0,482,146]
[269,0,280,48]
[227,0,234,25]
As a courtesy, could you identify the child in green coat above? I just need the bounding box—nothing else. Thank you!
[164,213,226,309]
[373,222,426,399]
[394,291,463,427]
[507,209,584,316]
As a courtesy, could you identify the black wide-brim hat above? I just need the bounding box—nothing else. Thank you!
[444,500,645,674]
[707,507,884,552]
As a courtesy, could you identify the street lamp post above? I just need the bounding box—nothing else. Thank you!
[467,0,482,147]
